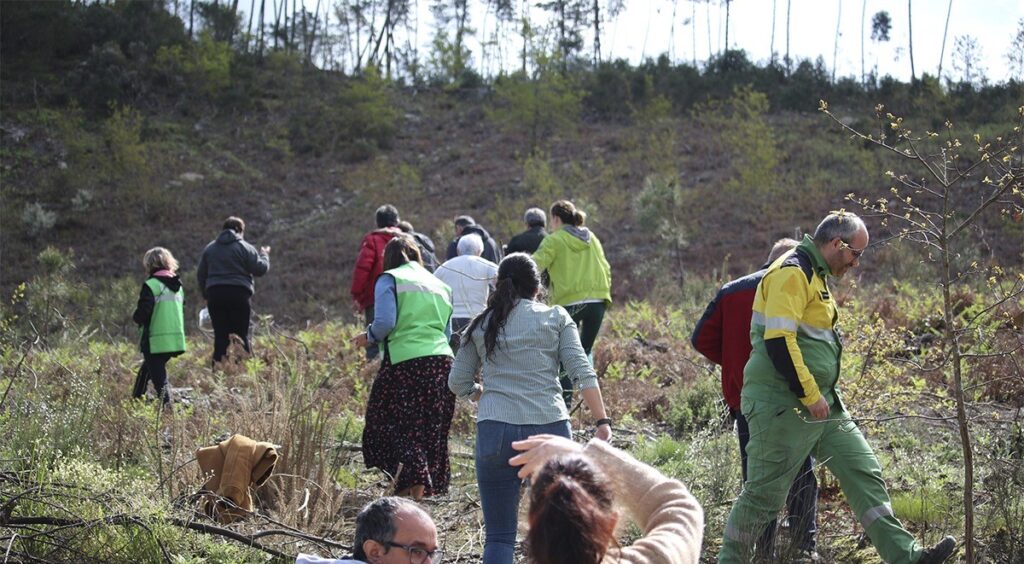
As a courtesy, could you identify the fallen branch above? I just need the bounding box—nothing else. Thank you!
[2,514,291,560]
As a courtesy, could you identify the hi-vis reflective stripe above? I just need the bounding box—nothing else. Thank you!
[751,311,800,332]
[396,282,445,295]
[154,293,183,303]
[860,502,894,529]
[724,522,758,544]
[798,323,836,343]
[765,317,798,332]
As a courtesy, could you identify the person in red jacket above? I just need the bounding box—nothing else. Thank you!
[691,237,819,559]
[351,204,402,360]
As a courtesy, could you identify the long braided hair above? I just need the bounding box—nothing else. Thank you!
[465,253,542,358]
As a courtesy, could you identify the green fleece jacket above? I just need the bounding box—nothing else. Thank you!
[532,226,612,306]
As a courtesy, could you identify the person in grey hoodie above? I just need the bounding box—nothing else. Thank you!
[197,216,270,364]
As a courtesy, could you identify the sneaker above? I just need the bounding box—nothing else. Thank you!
[918,536,956,564]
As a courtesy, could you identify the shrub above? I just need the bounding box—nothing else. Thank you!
[22,202,57,235]
[665,376,726,434]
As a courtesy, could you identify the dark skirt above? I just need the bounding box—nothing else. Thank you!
[361,354,456,496]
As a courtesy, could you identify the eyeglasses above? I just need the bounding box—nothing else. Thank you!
[386,542,444,564]
[839,240,867,258]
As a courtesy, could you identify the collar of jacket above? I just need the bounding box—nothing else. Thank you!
[798,234,831,279]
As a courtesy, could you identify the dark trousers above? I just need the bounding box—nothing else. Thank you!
[133,352,173,405]
[207,285,252,364]
[735,408,818,553]
[559,301,607,405]
[364,306,380,360]
[449,317,472,355]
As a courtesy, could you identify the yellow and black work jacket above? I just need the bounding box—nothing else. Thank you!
[742,235,844,411]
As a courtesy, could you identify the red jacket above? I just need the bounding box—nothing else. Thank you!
[351,228,401,309]
[690,267,768,411]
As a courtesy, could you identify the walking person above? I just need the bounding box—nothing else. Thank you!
[718,212,956,564]
[505,207,547,255]
[398,220,440,272]
[532,200,612,404]
[132,247,186,406]
[355,236,456,500]
[434,234,498,352]
[351,205,403,360]
[197,216,270,365]
[445,215,502,264]
[448,253,612,564]
[692,238,819,559]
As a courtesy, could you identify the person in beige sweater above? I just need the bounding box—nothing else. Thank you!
[510,434,704,564]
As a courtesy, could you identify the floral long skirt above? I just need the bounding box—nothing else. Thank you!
[361,354,456,496]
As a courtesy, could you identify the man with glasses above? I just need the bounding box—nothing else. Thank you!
[691,237,819,560]
[719,211,956,564]
[297,497,442,564]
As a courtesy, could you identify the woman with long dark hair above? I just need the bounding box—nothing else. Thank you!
[531,200,612,404]
[448,253,612,564]
[355,235,456,500]
[510,434,704,564]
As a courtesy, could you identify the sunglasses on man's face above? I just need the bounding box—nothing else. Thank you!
[839,240,867,258]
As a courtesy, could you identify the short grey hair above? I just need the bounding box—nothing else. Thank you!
[812,211,866,246]
[457,233,484,256]
[767,238,799,263]
[524,207,546,227]
[352,497,425,560]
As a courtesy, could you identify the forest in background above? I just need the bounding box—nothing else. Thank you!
[2,0,1022,325]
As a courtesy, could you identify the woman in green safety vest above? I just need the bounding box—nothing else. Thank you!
[132,247,186,406]
[353,235,456,501]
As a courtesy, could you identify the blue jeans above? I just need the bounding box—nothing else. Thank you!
[475,419,572,564]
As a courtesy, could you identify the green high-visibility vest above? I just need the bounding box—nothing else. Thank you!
[385,262,453,364]
[143,278,186,354]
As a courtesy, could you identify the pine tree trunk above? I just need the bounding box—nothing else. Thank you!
[593,0,601,66]
[785,0,791,73]
[937,0,954,82]
[907,0,915,80]
[860,0,866,84]
[724,0,730,52]
[692,0,696,66]
[770,0,777,65]
[832,0,841,84]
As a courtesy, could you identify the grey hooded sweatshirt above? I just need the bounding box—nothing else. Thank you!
[197,229,270,298]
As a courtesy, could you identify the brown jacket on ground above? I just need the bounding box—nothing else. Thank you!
[197,434,279,523]
[584,439,705,564]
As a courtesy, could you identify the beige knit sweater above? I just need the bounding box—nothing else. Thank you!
[581,439,705,564]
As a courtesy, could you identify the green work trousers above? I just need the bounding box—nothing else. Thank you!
[719,399,923,564]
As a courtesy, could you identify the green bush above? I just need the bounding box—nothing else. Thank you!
[665,376,726,434]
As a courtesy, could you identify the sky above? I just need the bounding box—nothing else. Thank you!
[238,0,1023,83]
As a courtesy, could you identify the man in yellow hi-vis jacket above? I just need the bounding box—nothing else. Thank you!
[718,212,956,564]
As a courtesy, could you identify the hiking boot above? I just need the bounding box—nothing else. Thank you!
[918,536,956,564]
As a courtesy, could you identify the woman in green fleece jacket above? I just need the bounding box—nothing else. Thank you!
[532,200,612,401]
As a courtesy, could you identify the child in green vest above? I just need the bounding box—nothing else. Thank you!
[132,247,186,406]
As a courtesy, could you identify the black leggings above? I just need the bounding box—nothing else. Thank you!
[559,301,607,405]
[565,301,607,355]
[133,352,173,404]
[206,285,253,364]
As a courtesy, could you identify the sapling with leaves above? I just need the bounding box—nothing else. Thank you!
[819,100,1024,564]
